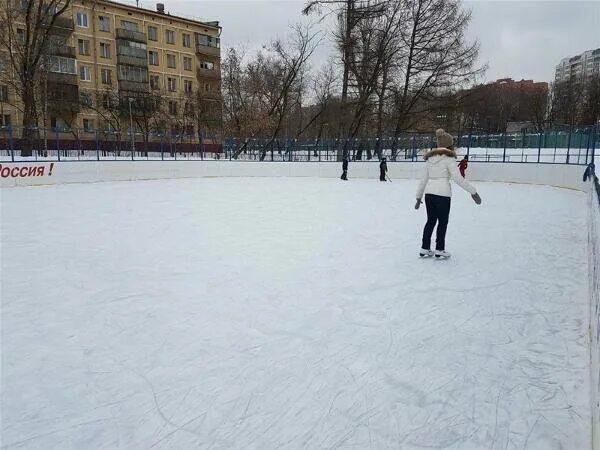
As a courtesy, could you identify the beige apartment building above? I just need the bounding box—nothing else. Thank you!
[0,0,222,141]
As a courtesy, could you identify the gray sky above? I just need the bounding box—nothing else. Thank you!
[138,0,600,83]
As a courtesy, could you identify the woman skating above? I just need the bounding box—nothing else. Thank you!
[415,129,482,259]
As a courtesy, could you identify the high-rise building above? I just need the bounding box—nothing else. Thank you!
[555,48,600,82]
[0,0,222,138]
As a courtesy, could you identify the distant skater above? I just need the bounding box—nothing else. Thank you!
[458,155,469,178]
[416,129,482,259]
[379,157,388,181]
[341,156,348,180]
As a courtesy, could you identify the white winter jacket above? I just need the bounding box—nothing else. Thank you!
[416,148,477,199]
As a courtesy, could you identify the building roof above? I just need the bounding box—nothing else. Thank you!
[90,0,221,30]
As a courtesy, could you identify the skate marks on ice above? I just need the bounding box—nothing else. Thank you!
[0,178,590,449]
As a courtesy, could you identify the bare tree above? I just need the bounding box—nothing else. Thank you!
[0,0,72,155]
[389,0,484,135]
[581,74,600,126]
[222,25,321,159]
[549,78,584,127]
[304,0,388,135]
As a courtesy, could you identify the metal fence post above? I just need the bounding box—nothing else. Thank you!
[566,125,572,164]
[131,130,135,161]
[8,126,15,162]
[199,131,204,160]
[466,128,472,156]
[56,128,61,161]
[537,131,542,163]
[160,134,164,160]
[95,131,100,161]
[502,132,506,162]
[591,123,597,163]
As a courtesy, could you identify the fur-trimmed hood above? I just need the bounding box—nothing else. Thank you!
[423,148,457,161]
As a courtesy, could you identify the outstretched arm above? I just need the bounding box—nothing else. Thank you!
[416,167,429,200]
[448,160,477,195]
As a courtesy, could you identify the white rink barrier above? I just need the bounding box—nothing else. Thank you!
[589,179,600,450]
[1,158,598,446]
[0,160,589,191]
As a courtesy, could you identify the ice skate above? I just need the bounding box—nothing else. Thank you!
[419,248,434,258]
[434,250,451,259]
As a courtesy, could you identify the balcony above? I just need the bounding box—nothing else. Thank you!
[43,15,74,34]
[196,44,220,57]
[47,83,80,114]
[47,71,78,86]
[118,45,147,59]
[49,45,75,59]
[118,80,149,93]
[116,28,147,44]
[117,54,148,67]
[198,91,221,101]
[197,67,220,79]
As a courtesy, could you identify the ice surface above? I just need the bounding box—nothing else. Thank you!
[0,178,591,449]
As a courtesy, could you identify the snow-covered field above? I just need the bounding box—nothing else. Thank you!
[0,177,591,449]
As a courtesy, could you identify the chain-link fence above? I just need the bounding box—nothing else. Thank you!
[0,127,223,162]
[1,125,597,165]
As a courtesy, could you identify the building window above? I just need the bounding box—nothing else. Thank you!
[102,93,111,109]
[182,33,191,48]
[118,41,146,59]
[148,51,158,65]
[1,114,10,127]
[184,80,192,93]
[0,85,8,101]
[166,30,175,44]
[148,25,158,41]
[199,61,214,70]
[167,54,176,68]
[82,118,93,132]
[16,28,25,45]
[51,117,68,132]
[168,100,177,115]
[167,77,176,91]
[183,57,192,71]
[196,33,220,49]
[98,16,110,32]
[79,65,91,81]
[204,83,211,92]
[99,42,111,59]
[47,56,76,74]
[80,92,93,107]
[150,74,160,90]
[76,12,88,27]
[118,65,148,83]
[121,20,138,31]
[101,68,112,85]
[78,39,90,56]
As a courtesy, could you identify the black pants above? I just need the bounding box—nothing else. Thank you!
[341,171,348,180]
[380,171,386,181]
[422,194,451,251]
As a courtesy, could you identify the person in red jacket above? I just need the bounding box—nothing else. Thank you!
[458,155,469,178]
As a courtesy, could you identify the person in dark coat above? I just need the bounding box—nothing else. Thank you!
[341,156,348,180]
[458,155,468,178]
[379,157,388,181]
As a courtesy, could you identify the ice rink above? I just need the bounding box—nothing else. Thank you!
[0,177,591,449]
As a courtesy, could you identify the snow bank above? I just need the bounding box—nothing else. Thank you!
[0,160,588,191]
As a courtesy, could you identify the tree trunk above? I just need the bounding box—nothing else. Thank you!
[21,78,39,157]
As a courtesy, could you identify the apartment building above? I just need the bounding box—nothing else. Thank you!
[555,48,600,82]
[0,0,222,137]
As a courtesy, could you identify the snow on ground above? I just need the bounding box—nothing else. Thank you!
[0,177,591,449]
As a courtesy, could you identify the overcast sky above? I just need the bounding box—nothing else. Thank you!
[138,0,600,83]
